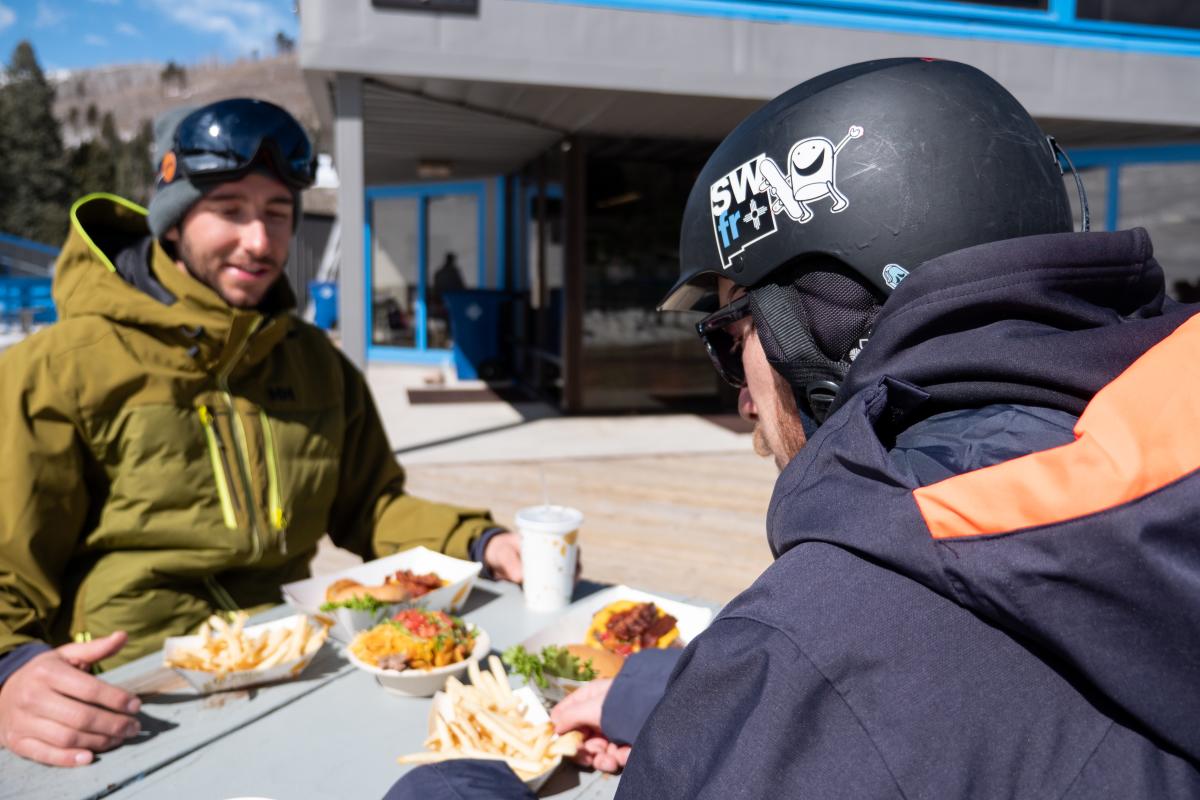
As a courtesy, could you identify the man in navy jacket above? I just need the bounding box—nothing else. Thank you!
[389,58,1200,799]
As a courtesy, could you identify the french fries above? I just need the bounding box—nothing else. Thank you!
[397,655,583,781]
[164,612,330,677]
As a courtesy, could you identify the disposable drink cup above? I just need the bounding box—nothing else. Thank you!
[516,505,583,612]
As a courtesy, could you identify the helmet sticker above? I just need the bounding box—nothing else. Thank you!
[882,263,909,289]
[711,125,864,270]
[710,153,780,270]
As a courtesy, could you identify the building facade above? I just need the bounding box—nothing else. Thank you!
[300,0,1200,410]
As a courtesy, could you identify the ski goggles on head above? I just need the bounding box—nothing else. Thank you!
[165,98,316,190]
[696,294,753,389]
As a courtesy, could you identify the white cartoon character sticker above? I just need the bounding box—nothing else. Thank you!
[709,125,864,269]
[758,125,864,224]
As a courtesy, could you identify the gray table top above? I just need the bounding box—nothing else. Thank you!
[2,579,711,800]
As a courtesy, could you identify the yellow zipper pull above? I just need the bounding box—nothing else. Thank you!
[198,403,239,529]
[259,409,289,554]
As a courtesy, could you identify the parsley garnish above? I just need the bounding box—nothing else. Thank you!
[501,645,597,688]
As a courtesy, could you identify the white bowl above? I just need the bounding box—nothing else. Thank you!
[346,626,490,697]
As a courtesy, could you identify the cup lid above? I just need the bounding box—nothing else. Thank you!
[515,505,584,534]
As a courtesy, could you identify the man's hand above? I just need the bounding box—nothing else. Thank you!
[482,531,523,583]
[0,632,142,767]
[483,531,585,585]
[550,677,630,773]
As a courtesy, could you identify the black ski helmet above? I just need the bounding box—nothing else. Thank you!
[664,58,1076,422]
[662,57,1074,311]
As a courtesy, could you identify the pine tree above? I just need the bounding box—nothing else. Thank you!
[0,41,70,244]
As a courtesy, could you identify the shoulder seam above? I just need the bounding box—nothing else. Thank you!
[1055,721,1115,800]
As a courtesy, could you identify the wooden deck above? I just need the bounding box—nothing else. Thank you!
[314,451,780,605]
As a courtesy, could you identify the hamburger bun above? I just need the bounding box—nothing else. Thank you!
[565,643,624,679]
[324,578,412,604]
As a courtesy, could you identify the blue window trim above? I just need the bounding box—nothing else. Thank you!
[1068,143,1200,168]
[366,345,454,365]
[1106,163,1120,233]
[364,179,491,364]
[417,196,428,350]
[525,0,1200,57]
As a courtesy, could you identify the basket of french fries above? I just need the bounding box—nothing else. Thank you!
[163,611,330,694]
[398,656,583,791]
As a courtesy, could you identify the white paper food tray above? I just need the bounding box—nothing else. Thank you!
[281,546,482,642]
[519,585,713,651]
[424,685,563,792]
[163,614,325,694]
[516,585,713,705]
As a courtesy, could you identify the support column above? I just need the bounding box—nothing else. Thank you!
[562,137,585,413]
[334,73,366,369]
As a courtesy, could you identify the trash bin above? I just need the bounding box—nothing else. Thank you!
[443,289,516,381]
[309,281,337,330]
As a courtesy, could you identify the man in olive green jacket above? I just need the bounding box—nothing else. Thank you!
[0,99,524,768]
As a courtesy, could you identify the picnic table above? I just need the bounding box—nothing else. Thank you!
[0,579,717,800]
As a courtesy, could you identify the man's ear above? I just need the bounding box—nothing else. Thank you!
[162,225,180,244]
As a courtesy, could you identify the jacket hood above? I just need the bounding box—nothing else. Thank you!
[53,193,297,372]
[834,228,1170,421]
[768,229,1200,761]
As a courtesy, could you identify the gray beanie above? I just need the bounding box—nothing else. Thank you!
[147,105,201,240]
[146,102,304,240]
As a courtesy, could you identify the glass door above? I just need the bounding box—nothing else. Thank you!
[366,182,487,362]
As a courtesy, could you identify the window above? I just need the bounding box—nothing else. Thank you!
[1076,0,1200,31]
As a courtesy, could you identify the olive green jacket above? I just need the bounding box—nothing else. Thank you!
[0,194,495,669]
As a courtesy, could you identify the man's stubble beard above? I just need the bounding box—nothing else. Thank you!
[754,371,809,471]
[752,424,774,459]
[176,237,282,310]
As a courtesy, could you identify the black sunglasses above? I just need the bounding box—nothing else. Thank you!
[696,294,753,388]
[169,98,316,191]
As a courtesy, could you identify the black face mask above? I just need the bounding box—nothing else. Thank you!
[748,265,881,425]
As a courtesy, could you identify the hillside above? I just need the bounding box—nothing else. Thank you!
[51,54,318,149]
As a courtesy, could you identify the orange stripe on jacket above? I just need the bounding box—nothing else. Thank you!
[914,312,1200,539]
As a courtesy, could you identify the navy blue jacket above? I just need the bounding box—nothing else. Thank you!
[618,229,1200,798]
[387,229,1200,798]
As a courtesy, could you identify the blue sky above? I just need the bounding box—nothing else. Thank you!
[0,0,300,73]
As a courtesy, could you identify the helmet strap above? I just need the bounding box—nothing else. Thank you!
[748,281,852,425]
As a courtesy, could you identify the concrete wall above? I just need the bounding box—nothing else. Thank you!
[300,0,1200,127]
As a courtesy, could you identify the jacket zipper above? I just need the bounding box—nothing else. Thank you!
[217,318,266,562]
[204,575,239,612]
[198,404,239,529]
[258,409,288,554]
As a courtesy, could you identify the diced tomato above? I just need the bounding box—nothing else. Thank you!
[392,609,455,639]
